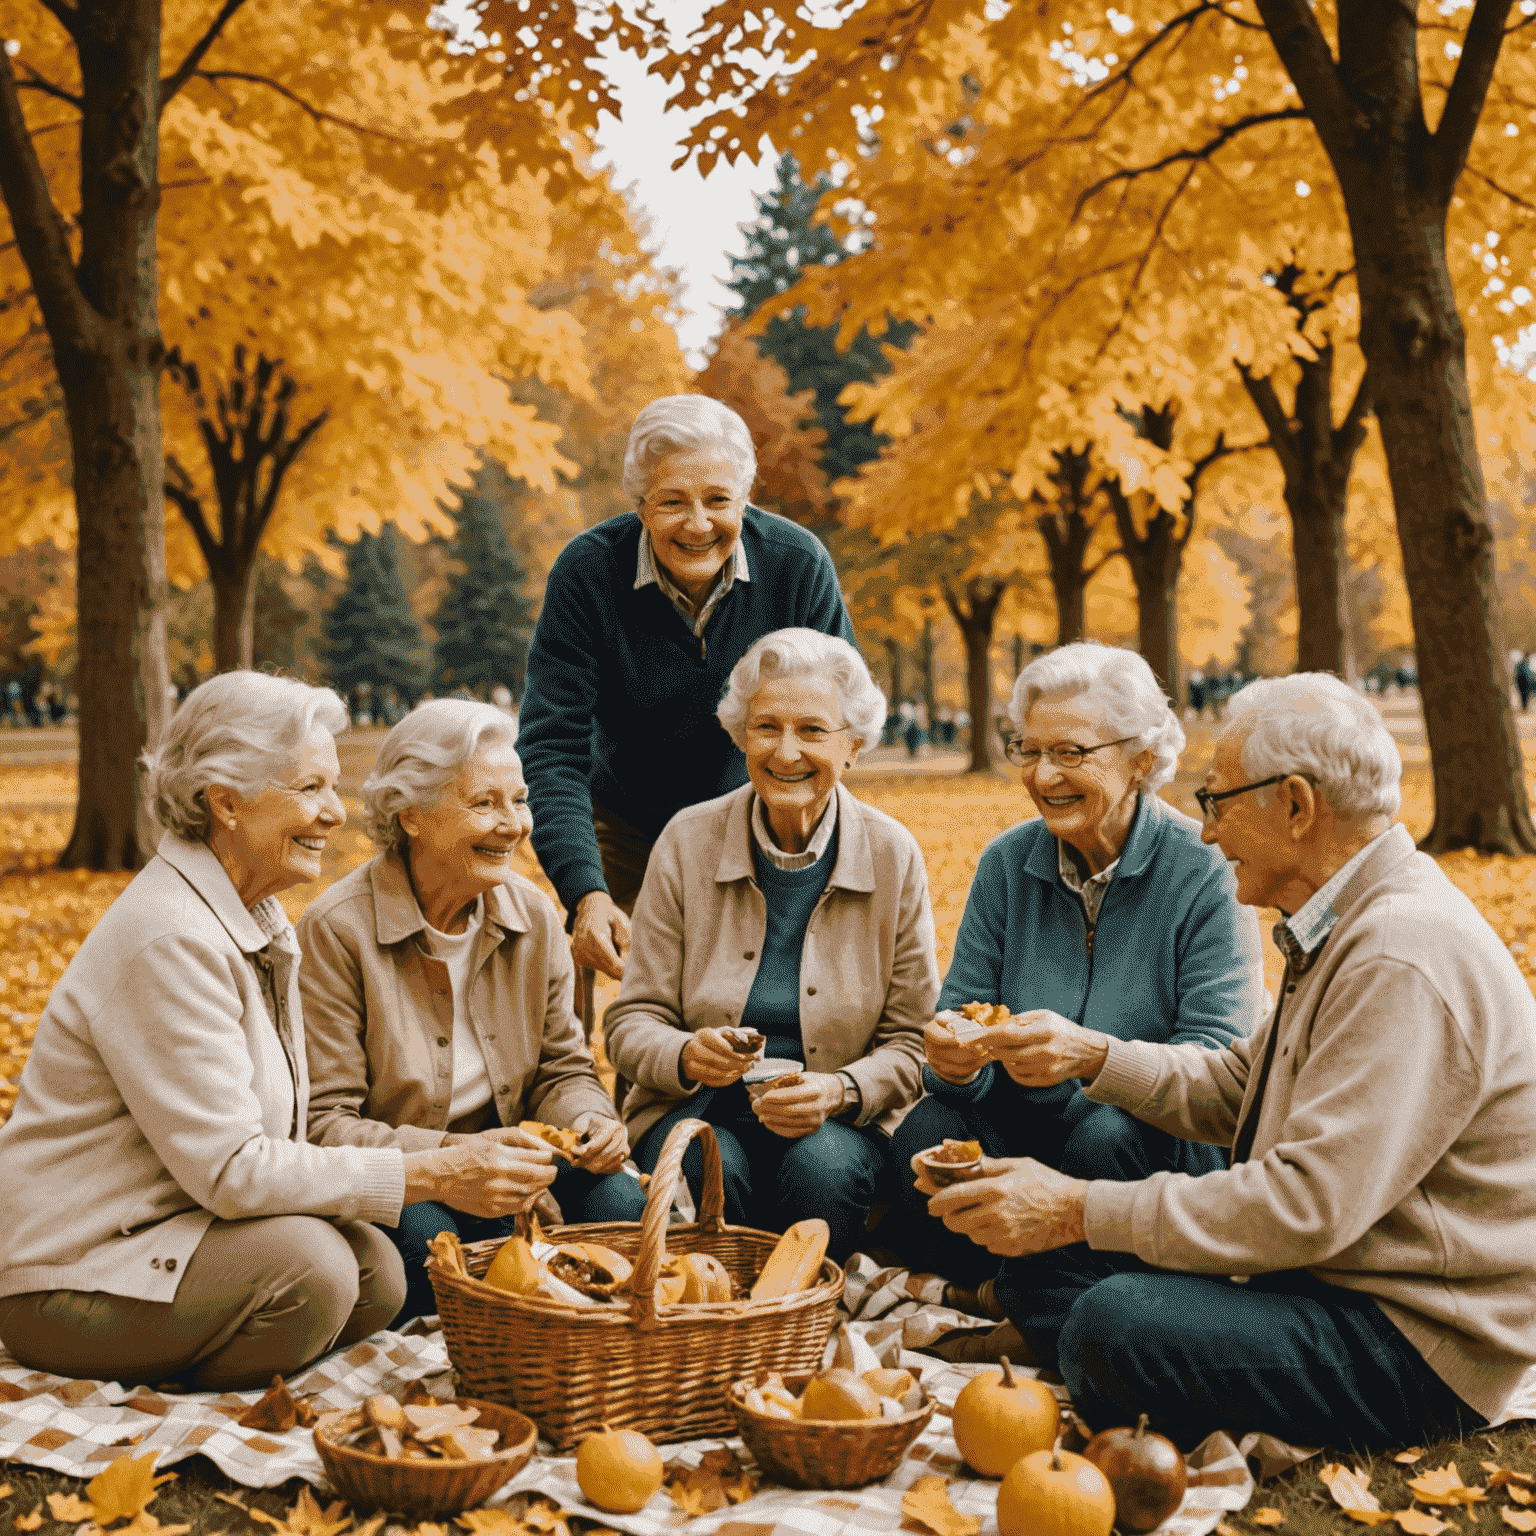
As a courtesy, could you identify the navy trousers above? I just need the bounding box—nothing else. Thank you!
[385,1163,647,1323]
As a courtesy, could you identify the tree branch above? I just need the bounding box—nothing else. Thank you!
[164,457,223,573]
[1466,162,1536,211]
[188,70,418,143]
[1235,362,1302,482]
[16,65,81,109]
[1433,0,1518,201]
[0,53,91,354]
[161,0,253,109]
[1250,0,1359,161]
[34,0,79,38]
[1336,367,1373,460]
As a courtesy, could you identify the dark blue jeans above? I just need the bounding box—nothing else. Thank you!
[385,1164,647,1323]
[635,1084,889,1262]
[1017,1259,1485,1451]
[890,1089,1224,1285]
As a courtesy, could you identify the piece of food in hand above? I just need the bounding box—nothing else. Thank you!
[864,1368,924,1413]
[997,1445,1116,1536]
[676,1251,733,1304]
[483,1235,546,1297]
[952,1356,1060,1477]
[750,1218,830,1300]
[576,1426,665,1513]
[426,1229,469,1279]
[916,1138,986,1187]
[800,1368,883,1422]
[937,1001,1014,1044]
[725,1028,767,1056]
[1081,1414,1186,1533]
[518,1120,590,1161]
[742,1059,805,1101]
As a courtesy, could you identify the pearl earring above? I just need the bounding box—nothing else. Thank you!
[227,818,237,830]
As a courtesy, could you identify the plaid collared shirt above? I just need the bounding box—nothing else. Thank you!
[1058,839,1118,925]
[634,528,751,638]
[1272,827,1393,973]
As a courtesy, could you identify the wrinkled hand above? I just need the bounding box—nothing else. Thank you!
[404,1140,556,1219]
[923,1155,1088,1258]
[441,1123,549,1151]
[571,1112,629,1174]
[573,891,630,980]
[682,1027,754,1088]
[754,1072,845,1139]
[986,1012,1111,1088]
[924,1016,990,1086]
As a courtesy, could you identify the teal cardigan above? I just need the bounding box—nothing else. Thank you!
[929,792,1264,1122]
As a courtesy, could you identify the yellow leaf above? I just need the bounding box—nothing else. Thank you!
[0,1485,10,1500]
[1406,1465,1489,1506]
[1252,1511,1284,1527]
[1503,1513,1536,1533]
[901,1476,982,1536]
[1217,1525,1242,1536]
[1394,1513,1449,1536]
[87,1454,176,1526]
[1395,1449,1426,1465]
[14,1506,42,1531]
[47,1492,95,1521]
[249,1487,353,1536]
[1488,1464,1536,1493]
[1318,1464,1394,1524]
[120,1515,193,1536]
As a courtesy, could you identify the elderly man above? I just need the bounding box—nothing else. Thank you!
[916,674,1536,1449]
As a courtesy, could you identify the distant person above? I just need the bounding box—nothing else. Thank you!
[518,395,855,988]
[1515,653,1534,713]
[902,701,924,759]
[4,678,21,728]
[937,704,955,747]
[490,684,515,715]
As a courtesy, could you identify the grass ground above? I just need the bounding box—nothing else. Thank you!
[2,725,1536,1532]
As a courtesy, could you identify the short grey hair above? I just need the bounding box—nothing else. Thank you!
[717,628,886,752]
[1222,673,1402,818]
[362,698,520,852]
[622,394,756,506]
[141,671,348,840]
[1010,642,1185,792]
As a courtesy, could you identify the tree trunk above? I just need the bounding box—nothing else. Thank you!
[210,558,258,671]
[884,636,904,709]
[1289,484,1353,677]
[919,619,938,726]
[1038,507,1092,644]
[942,577,1007,773]
[1106,486,1187,701]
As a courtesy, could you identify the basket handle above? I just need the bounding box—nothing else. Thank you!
[629,1117,724,1329]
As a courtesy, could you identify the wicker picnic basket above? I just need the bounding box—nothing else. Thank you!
[728,1372,935,1489]
[427,1117,844,1449]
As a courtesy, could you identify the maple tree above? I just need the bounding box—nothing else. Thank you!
[647,0,1536,852]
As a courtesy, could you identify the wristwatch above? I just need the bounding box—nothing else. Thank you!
[836,1070,862,1117]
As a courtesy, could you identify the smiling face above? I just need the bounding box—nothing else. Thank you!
[1018,690,1149,867]
[744,675,855,849]
[636,446,748,604]
[1200,730,1302,909]
[219,725,345,902]
[399,743,533,928]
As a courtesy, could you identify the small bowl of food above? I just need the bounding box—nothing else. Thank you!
[743,1059,804,1101]
[914,1138,986,1188]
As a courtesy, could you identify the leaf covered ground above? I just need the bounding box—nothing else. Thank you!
[2,722,1535,1530]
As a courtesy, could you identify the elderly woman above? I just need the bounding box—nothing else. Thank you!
[605,630,939,1259]
[299,700,646,1323]
[891,642,1263,1325]
[517,395,856,989]
[0,673,549,1390]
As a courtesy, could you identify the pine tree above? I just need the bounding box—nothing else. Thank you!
[430,462,535,700]
[322,525,427,705]
[726,153,917,485]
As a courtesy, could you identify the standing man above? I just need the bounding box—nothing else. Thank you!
[518,395,855,993]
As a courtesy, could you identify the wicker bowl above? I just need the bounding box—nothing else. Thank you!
[728,1371,934,1489]
[313,1398,536,1516]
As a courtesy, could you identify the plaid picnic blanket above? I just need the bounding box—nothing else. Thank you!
[0,1256,1258,1536]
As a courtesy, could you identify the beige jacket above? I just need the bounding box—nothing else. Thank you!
[298,853,614,1149]
[605,783,939,1141]
[1083,824,1536,1425]
[0,836,404,1305]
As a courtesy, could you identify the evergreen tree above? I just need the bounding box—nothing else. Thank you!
[322,525,427,704]
[726,153,917,485]
[430,461,535,700]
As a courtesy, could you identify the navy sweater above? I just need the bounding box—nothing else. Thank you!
[517,507,855,912]
[741,839,838,1048]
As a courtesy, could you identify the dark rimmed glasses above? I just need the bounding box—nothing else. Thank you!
[1005,734,1138,769]
[1194,774,1291,821]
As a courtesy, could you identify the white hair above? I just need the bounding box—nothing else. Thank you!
[717,628,887,752]
[622,394,757,506]
[362,699,520,852]
[1222,673,1402,818]
[141,671,348,840]
[1009,642,1185,792]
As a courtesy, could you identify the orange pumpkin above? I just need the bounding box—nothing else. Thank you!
[998,1446,1116,1536]
[575,1425,664,1513]
[1082,1413,1186,1533]
[950,1357,1059,1477]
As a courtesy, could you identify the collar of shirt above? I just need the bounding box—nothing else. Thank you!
[634,527,751,637]
[1057,839,1118,925]
[752,791,838,871]
[249,895,299,956]
[1274,827,1394,970]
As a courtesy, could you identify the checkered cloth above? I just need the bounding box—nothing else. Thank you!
[0,1257,1259,1535]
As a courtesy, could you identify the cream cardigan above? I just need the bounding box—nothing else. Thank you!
[0,836,403,1305]
[1083,824,1536,1425]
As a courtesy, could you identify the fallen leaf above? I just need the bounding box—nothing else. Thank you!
[237,1376,300,1433]
[460,1496,572,1536]
[1504,1513,1536,1533]
[0,1484,10,1500]
[248,1487,353,1536]
[1216,1524,1242,1536]
[1395,1449,1426,1465]
[1318,1464,1394,1525]
[14,1505,41,1531]
[1512,1487,1535,1506]
[901,1476,982,1536]
[118,1514,192,1536]
[213,1493,249,1512]
[87,1453,176,1526]
[1488,1465,1536,1493]
[1407,1466,1489,1507]
[353,1517,386,1536]
[47,1492,95,1521]
[662,1450,758,1516]
[1252,1511,1284,1528]
[1394,1513,1449,1536]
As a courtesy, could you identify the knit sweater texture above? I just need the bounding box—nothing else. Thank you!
[517,506,855,912]
[741,838,838,1044]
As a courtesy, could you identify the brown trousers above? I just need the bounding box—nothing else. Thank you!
[591,797,657,917]
[0,1215,404,1391]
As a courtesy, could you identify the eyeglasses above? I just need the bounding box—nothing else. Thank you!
[1005,734,1137,769]
[1194,774,1292,821]
[746,722,850,746]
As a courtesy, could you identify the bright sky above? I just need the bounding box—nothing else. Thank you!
[590,18,781,366]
